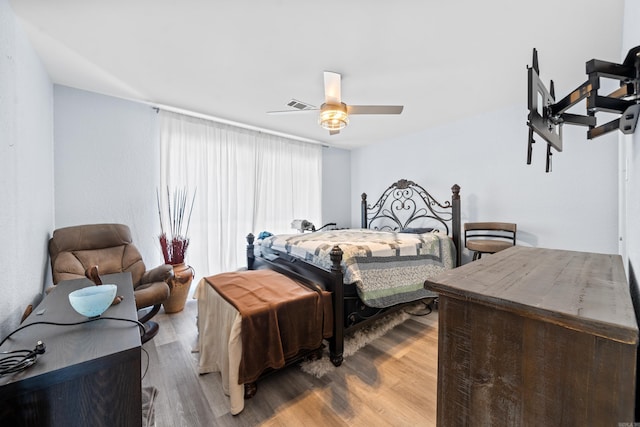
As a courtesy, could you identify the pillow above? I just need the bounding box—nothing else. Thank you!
[400,227,434,234]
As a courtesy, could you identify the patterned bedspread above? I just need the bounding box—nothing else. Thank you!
[256,229,456,308]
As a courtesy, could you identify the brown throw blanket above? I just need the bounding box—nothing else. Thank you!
[204,270,333,384]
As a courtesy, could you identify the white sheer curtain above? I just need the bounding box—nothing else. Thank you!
[159,110,322,276]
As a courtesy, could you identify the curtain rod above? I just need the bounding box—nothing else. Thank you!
[151,103,327,147]
[69,88,329,147]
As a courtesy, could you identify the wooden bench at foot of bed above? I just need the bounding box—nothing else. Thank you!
[195,269,332,414]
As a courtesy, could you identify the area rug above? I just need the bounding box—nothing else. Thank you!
[300,301,433,378]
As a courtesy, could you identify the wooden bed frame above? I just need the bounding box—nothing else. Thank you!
[246,179,461,367]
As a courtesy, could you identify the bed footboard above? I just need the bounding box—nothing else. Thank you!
[247,233,345,366]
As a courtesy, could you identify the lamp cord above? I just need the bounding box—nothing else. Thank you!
[315,222,337,232]
[0,317,147,377]
[0,316,146,347]
[0,341,46,376]
[141,346,150,380]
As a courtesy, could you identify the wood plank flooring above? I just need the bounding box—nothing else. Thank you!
[142,299,439,426]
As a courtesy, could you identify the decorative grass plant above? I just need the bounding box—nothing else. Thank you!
[157,187,196,265]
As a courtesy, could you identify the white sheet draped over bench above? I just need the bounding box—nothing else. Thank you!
[195,278,246,415]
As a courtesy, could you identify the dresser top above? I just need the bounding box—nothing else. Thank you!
[0,272,141,389]
[426,246,638,344]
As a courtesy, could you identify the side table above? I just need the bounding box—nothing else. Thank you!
[0,272,142,427]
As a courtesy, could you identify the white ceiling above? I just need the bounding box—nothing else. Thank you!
[9,0,626,149]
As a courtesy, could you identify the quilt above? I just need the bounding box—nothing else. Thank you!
[256,229,456,308]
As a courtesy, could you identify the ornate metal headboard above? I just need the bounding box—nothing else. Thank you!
[361,179,461,265]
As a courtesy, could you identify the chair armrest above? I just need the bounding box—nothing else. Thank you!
[142,264,174,286]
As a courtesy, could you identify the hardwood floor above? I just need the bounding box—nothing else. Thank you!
[142,298,439,426]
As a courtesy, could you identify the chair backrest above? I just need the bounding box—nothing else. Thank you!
[49,223,146,286]
[464,222,517,246]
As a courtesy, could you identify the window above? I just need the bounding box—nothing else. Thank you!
[159,111,322,275]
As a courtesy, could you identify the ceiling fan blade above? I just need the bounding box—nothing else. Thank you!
[347,105,404,115]
[324,71,342,104]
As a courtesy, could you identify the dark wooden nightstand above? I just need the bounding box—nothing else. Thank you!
[0,273,142,427]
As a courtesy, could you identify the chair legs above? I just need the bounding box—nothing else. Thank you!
[138,304,162,343]
[472,251,482,261]
[141,321,159,344]
[138,304,161,324]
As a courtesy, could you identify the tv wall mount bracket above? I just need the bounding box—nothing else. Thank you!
[527,45,640,172]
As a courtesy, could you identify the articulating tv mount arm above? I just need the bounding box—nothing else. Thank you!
[527,46,640,172]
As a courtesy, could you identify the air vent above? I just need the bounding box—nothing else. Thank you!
[287,99,315,110]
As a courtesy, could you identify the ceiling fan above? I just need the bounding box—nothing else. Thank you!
[269,71,404,135]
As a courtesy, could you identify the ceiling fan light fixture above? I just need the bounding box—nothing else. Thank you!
[319,102,349,130]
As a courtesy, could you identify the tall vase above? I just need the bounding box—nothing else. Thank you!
[163,263,195,314]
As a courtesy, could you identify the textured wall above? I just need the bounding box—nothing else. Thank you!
[0,0,54,338]
[53,86,163,266]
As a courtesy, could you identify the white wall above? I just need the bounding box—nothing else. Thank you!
[351,103,619,263]
[321,145,351,228]
[0,0,54,337]
[622,1,640,296]
[54,86,163,265]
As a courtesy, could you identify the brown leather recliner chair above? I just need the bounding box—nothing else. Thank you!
[48,223,174,343]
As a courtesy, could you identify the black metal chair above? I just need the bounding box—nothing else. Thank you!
[464,222,517,261]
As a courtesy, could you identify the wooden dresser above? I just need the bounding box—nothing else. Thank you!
[426,246,638,426]
[0,273,142,427]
